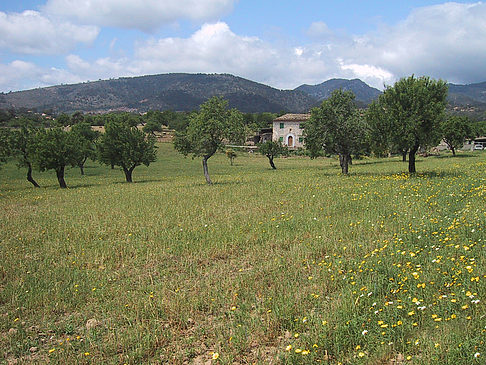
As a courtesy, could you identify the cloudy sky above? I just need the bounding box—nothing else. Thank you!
[1,0,485,92]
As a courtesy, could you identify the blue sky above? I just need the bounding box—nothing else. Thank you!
[0,0,485,92]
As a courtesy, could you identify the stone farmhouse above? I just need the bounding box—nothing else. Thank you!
[272,113,310,148]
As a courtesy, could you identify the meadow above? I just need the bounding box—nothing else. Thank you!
[0,143,484,364]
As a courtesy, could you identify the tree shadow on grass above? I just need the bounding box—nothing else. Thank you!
[435,153,479,159]
[415,170,465,178]
[65,183,98,189]
[351,158,401,166]
[175,179,246,188]
[355,169,463,178]
[211,180,245,186]
[111,178,168,185]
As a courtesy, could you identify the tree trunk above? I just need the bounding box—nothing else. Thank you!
[339,153,350,175]
[451,146,456,156]
[123,166,134,183]
[230,157,234,166]
[56,165,67,188]
[202,156,212,185]
[111,163,114,169]
[267,155,276,169]
[26,163,40,188]
[402,150,407,162]
[79,157,87,175]
[408,145,419,173]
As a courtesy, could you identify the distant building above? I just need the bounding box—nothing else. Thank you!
[463,136,486,151]
[250,127,273,145]
[273,113,310,148]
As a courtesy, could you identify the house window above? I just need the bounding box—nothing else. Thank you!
[279,122,284,129]
[279,137,283,142]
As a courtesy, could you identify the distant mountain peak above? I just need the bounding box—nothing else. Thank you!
[295,79,382,105]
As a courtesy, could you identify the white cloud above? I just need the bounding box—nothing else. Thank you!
[0,10,99,54]
[43,0,237,32]
[0,60,82,92]
[66,54,135,80]
[339,61,394,87]
[133,23,269,74]
[344,2,486,85]
[307,21,333,39]
[130,22,334,88]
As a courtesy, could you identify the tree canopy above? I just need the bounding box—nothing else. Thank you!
[28,128,81,188]
[174,96,245,184]
[9,122,41,187]
[97,120,157,183]
[0,128,11,168]
[258,140,287,169]
[304,89,367,174]
[440,114,472,155]
[368,75,448,172]
[71,122,100,175]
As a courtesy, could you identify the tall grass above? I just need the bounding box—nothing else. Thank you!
[1,144,484,364]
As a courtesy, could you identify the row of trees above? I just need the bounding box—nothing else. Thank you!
[0,99,277,187]
[305,75,479,174]
[0,117,157,188]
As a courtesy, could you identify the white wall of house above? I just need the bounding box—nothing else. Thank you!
[272,121,305,148]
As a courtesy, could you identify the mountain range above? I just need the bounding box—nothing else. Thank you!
[0,73,485,115]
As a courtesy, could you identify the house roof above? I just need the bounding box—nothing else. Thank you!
[274,113,310,122]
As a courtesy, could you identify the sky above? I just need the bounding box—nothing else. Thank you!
[0,0,485,92]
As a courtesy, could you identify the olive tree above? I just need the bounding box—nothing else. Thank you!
[304,89,366,174]
[29,128,81,188]
[440,115,472,156]
[258,140,287,169]
[71,122,100,175]
[9,123,41,187]
[0,128,11,168]
[174,96,245,184]
[368,75,448,173]
[225,149,237,166]
[97,120,157,183]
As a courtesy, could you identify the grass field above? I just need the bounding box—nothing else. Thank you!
[1,144,485,364]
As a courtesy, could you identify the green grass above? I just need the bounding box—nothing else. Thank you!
[1,144,485,364]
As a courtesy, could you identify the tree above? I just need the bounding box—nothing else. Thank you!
[369,75,448,173]
[174,96,245,184]
[29,128,81,188]
[472,120,486,137]
[71,122,100,175]
[367,99,413,161]
[440,115,472,156]
[142,119,163,136]
[258,140,287,169]
[142,110,165,135]
[55,113,71,127]
[70,111,85,125]
[9,123,41,187]
[304,89,367,174]
[97,120,157,183]
[225,149,237,165]
[0,128,11,168]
